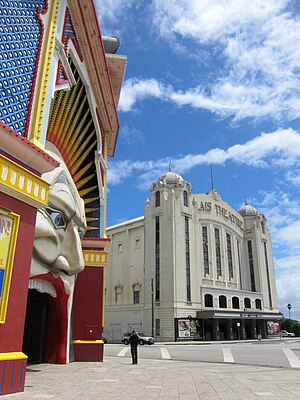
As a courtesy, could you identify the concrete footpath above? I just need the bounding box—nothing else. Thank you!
[5,355,300,400]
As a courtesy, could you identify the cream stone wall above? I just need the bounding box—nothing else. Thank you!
[104,171,281,342]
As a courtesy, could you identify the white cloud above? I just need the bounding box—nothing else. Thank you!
[94,0,136,34]
[108,127,300,187]
[152,0,286,41]
[121,124,145,145]
[276,269,300,320]
[118,78,169,112]
[286,170,300,187]
[110,1,300,122]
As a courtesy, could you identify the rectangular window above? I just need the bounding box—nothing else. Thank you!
[263,241,272,307]
[185,216,191,302]
[202,226,209,276]
[237,240,242,289]
[155,191,160,207]
[118,243,122,253]
[247,240,256,291]
[215,228,222,278]
[155,216,160,302]
[133,290,140,304]
[155,318,160,336]
[226,233,233,280]
[183,190,188,207]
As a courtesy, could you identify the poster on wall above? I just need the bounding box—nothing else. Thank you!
[267,321,274,335]
[178,319,190,338]
[176,318,202,341]
[267,321,280,335]
[0,210,20,323]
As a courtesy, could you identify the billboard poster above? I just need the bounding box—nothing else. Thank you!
[273,322,280,335]
[267,321,274,335]
[176,318,202,341]
[267,321,280,335]
[178,319,190,338]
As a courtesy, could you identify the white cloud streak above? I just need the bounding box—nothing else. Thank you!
[119,78,169,112]
[108,128,300,187]
[113,0,300,122]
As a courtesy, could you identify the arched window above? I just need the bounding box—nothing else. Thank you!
[244,297,251,309]
[155,191,160,207]
[255,299,262,310]
[232,296,240,309]
[219,295,227,308]
[204,294,213,307]
[183,190,188,207]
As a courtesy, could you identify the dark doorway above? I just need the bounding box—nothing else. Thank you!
[202,319,213,340]
[23,290,49,364]
[219,320,228,340]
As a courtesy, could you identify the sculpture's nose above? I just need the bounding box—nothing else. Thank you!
[54,220,85,275]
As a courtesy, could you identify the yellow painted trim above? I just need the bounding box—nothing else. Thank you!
[102,275,105,328]
[30,0,61,147]
[83,250,107,267]
[0,155,49,208]
[73,340,104,344]
[0,210,20,323]
[0,352,28,361]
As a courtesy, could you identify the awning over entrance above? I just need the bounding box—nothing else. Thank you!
[196,310,283,320]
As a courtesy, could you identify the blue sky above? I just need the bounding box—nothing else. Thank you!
[95,0,300,321]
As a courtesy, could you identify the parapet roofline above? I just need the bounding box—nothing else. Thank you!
[107,216,145,231]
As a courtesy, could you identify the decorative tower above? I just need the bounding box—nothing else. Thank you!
[144,165,192,340]
[239,203,278,311]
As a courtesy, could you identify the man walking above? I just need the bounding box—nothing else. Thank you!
[129,330,139,364]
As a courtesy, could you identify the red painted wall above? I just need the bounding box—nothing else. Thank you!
[72,266,104,340]
[0,192,36,352]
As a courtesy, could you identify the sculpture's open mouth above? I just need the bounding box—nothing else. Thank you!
[28,273,70,364]
[28,279,57,298]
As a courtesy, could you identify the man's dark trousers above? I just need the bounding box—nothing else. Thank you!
[131,345,138,364]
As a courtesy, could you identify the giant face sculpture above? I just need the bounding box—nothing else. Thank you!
[29,142,87,363]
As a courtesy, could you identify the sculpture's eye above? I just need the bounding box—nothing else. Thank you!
[45,208,66,228]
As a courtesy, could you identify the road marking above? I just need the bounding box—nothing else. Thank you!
[160,347,171,359]
[223,348,234,363]
[117,347,129,357]
[282,348,300,368]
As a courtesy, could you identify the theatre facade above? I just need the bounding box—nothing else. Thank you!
[104,168,283,343]
[0,1,126,395]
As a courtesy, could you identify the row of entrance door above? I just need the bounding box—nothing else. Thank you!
[200,318,267,341]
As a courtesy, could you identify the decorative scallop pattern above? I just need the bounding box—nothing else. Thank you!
[63,8,81,58]
[56,7,82,85]
[0,1,45,136]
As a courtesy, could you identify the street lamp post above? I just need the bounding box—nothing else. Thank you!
[287,303,292,319]
[151,277,154,339]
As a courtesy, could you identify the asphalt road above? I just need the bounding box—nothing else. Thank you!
[104,339,300,369]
